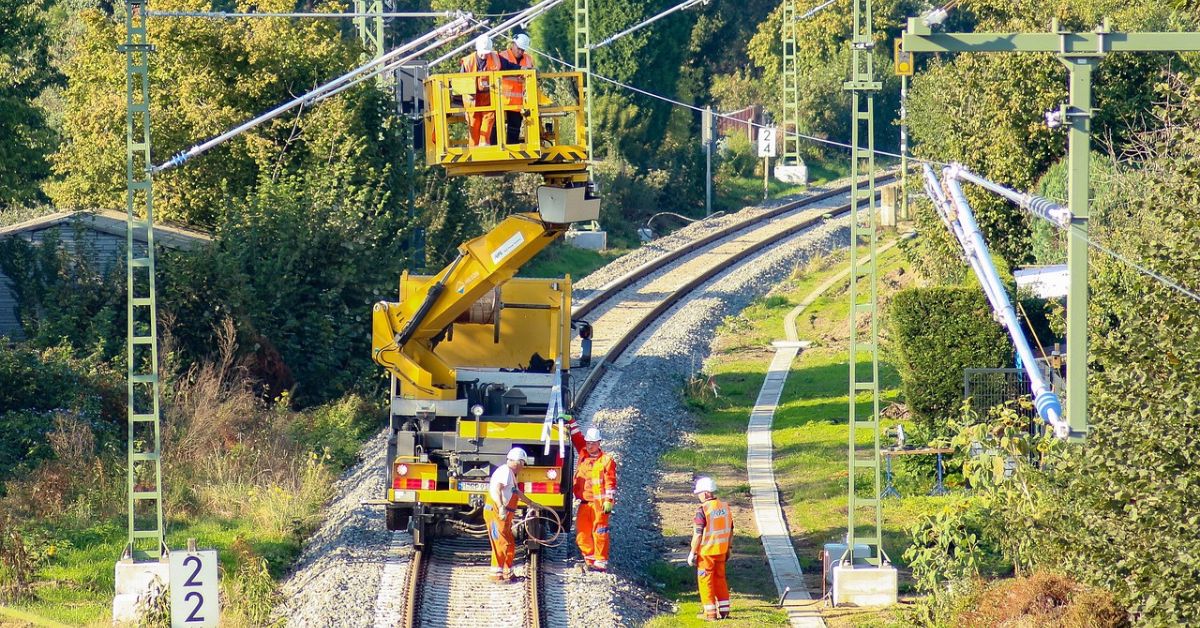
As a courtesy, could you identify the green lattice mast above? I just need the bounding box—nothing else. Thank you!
[575,0,593,161]
[780,0,800,172]
[119,0,166,561]
[843,0,884,565]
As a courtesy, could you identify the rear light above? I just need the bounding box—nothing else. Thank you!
[546,469,558,480]
[392,461,435,491]
[520,482,554,494]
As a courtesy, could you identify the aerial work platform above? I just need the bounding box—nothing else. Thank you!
[424,70,589,181]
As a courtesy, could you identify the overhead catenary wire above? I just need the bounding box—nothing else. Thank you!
[145,10,456,19]
[493,25,949,166]
[800,0,838,19]
[151,12,479,173]
[943,164,1200,306]
[590,0,708,51]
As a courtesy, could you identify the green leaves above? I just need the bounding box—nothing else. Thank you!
[888,286,1014,433]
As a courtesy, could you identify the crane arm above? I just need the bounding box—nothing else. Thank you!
[372,212,566,399]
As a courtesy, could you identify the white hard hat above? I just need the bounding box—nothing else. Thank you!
[693,476,716,494]
[475,34,494,54]
[507,447,528,463]
[584,427,602,442]
[514,34,531,50]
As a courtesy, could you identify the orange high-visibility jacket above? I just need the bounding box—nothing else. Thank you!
[460,51,501,94]
[698,498,733,556]
[498,49,534,107]
[574,450,616,503]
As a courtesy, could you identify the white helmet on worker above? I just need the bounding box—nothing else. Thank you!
[514,33,531,50]
[693,476,716,494]
[475,34,494,54]
[584,427,602,442]
[507,447,528,463]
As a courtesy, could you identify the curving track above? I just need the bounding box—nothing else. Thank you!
[381,175,889,628]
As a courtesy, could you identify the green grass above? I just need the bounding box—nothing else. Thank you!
[714,158,850,213]
[654,238,947,625]
[519,240,626,279]
[9,515,303,626]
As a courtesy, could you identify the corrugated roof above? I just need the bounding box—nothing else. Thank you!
[0,209,211,250]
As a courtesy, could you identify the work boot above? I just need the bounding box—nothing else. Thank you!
[592,560,608,572]
[502,569,513,582]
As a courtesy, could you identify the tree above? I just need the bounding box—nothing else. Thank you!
[0,0,57,207]
[47,0,402,228]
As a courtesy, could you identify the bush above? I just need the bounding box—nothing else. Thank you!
[0,343,123,487]
[716,133,757,179]
[888,286,1013,433]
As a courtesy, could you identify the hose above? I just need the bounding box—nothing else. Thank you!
[516,508,565,547]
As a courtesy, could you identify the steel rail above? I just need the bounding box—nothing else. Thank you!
[571,175,892,408]
[401,542,425,628]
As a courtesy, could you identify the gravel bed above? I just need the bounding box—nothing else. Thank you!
[274,429,395,627]
[561,218,850,626]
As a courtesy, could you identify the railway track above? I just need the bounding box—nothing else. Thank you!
[389,175,890,627]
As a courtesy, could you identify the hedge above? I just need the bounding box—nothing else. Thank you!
[888,285,1013,432]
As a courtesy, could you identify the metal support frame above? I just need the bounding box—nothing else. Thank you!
[574,0,593,161]
[843,0,884,567]
[354,0,388,86]
[903,18,1200,441]
[119,0,166,560]
[780,0,801,170]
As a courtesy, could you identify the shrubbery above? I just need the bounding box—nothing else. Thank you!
[888,286,1013,433]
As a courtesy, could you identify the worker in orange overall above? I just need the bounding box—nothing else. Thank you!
[484,447,543,582]
[688,476,733,620]
[460,35,501,146]
[498,33,535,146]
[564,416,617,572]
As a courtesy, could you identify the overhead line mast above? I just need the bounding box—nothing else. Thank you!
[842,0,885,576]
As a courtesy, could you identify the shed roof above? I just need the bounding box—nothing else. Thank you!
[0,209,211,250]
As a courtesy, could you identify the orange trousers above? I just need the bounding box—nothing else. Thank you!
[469,93,496,147]
[697,554,730,619]
[483,504,515,574]
[575,500,610,566]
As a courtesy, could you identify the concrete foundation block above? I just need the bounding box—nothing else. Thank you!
[832,564,898,607]
[113,560,169,624]
[565,230,607,251]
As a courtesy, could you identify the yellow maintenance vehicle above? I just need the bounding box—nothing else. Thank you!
[371,67,597,546]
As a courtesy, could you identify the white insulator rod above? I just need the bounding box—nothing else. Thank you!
[310,23,485,105]
[922,165,1005,309]
[800,0,838,19]
[146,11,455,19]
[946,163,1071,228]
[943,171,1067,438]
[153,13,474,172]
[591,0,707,50]
[429,0,566,67]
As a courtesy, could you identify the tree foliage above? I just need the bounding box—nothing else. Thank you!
[0,0,57,207]
[47,0,404,228]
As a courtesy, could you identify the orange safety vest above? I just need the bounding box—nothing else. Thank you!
[460,52,501,96]
[698,498,733,556]
[498,49,534,107]
[575,450,616,502]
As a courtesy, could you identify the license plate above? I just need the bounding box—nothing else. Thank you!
[393,490,416,502]
[458,481,489,492]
